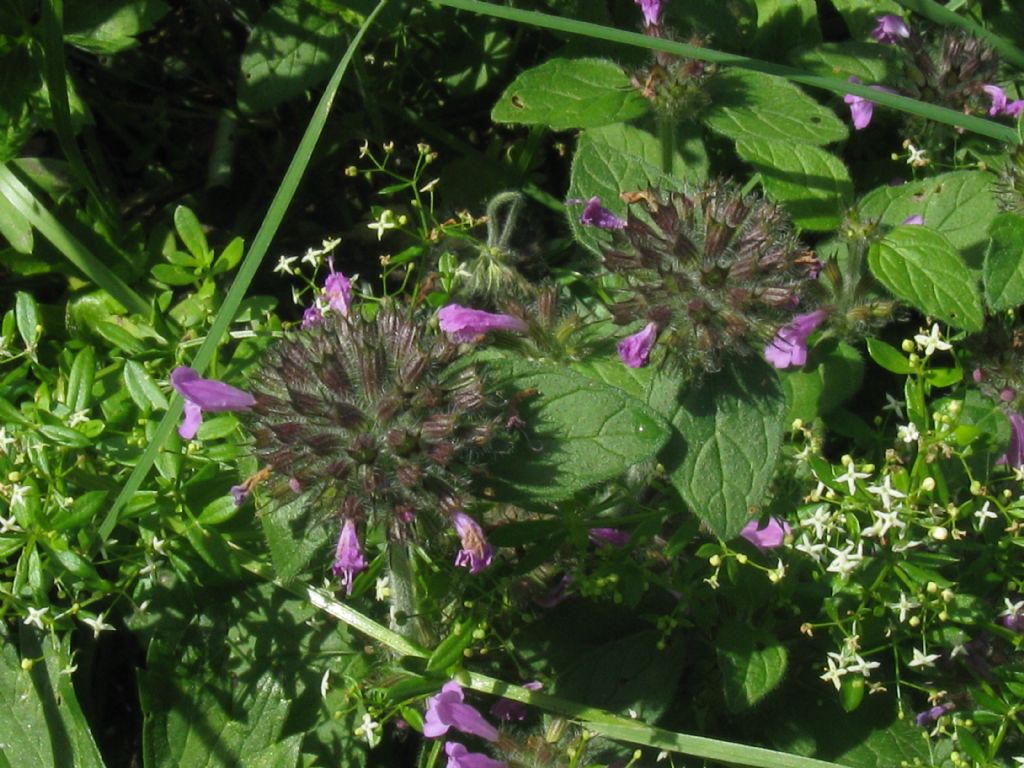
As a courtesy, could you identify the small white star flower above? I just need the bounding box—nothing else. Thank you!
[803,504,833,540]
[826,543,864,578]
[8,484,29,507]
[847,655,881,677]
[375,576,390,602]
[863,506,906,539]
[889,592,919,623]
[23,605,48,630]
[974,501,998,527]
[273,255,298,275]
[67,409,90,427]
[867,476,906,510]
[0,427,16,454]
[367,210,397,240]
[0,514,23,534]
[913,324,951,356]
[882,393,905,419]
[907,647,941,668]
[897,423,920,443]
[795,538,827,562]
[906,143,930,168]
[354,713,380,748]
[833,464,870,496]
[81,613,115,639]
[820,655,847,691]
[1001,597,1024,617]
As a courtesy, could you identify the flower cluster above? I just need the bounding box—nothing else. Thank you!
[594,182,821,375]
[424,682,506,767]
[243,303,512,589]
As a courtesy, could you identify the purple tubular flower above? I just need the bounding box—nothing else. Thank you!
[983,85,1024,118]
[915,703,953,727]
[871,14,910,44]
[170,367,256,440]
[843,77,894,130]
[588,527,630,547]
[740,517,791,551]
[579,196,627,230]
[490,681,542,722]
[332,518,367,595]
[452,512,493,573]
[997,411,1024,468]
[444,742,506,768]
[634,0,662,26]
[424,681,500,742]
[902,214,924,225]
[438,305,527,343]
[301,305,323,329]
[230,484,249,506]
[764,310,827,370]
[618,322,658,368]
[324,270,352,316]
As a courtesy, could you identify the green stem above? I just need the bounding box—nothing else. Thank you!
[430,0,1019,144]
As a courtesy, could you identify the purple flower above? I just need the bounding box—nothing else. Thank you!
[902,214,924,225]
[332,518,367,595]
[871,15,910,44]
[230,484,249,506]
[424,681,499,742]
[490,681,542,722]
[740,517,791,551]
[301,305,323,329]
[982,85,1024,118]
[438,305,527,342]
[579,196,627,230]
[915,703,953,727]
[452,512,493,573]
[997,411,1024,468]
[588,527,630,547]
[170,367,256,440]
[444,742,506,768]
[324,270,352,316]
[764,310,827,369]
[634,0,663,27]
[617,322,658,368]
[843,77,893,130]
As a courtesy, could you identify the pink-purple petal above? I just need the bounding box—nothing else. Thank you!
[617,322,658,368]
[740,517,791,551]
[438,305,526,342]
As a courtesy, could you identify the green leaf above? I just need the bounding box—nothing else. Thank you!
[237,0,348,113]
[664,359,784,538]
[717,621,788,712]
[567,123,689,255]
[736,138,852,230]
[868,226,983,331]
[123,360,169,412]
[865,338,913,375]
[704,69,848,145]
[0,185,32,253]
[14,290,39,355]
[751,0,820,54]
[0,629,106,768]
[483,358,669,502]
[857,171,999,268]
[783,341,864,423]
[491,57,649,130]
[557,630,685,722]
[65,345,96,412]
[426,620,479,673]
[64,0,171,54]
[983,212,1024,311]
[38,424,92,448]
[172,205,211,264]
[261,493,333,583]
[790,41,903,84]
[832,717,931,767]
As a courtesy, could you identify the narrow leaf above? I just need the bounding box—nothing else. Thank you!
[983,212,1024,311]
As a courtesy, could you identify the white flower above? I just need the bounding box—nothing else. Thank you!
[803,504,833,539]
[913,324,951,356]
[897,423,920,443]
[974,501,998,527]
[834,464,870,495]
[864,506,906,539]
[882,393,905,419]
[907,647,941,668]
[320,669,330,699]
[820,655,848,691]
[367,210,397,240]
[80,613,115,639]
[889,592,919,623]
[0,427,16,454]
[847,655,881,677]
[8,484,29,508]
[273,254,298,275]
[67,409,90,427]
[1001,597,1024,617]
[795,537,827,562]
[866,476,906,510]
[354,713,380,747]
[375,576,390,602]
[826,543,864,578]
[23,606,48,630]
[906,144,930,168]
[0,514,23,534]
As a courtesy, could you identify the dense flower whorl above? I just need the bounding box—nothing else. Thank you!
[245,306,509,542]
[601,181,819,375]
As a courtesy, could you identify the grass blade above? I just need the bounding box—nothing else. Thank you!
[898,0,1024,70]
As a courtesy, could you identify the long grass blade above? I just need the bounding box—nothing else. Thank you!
[96,0,392,542]
[430,0,1019,144]
[0,164,148,316]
